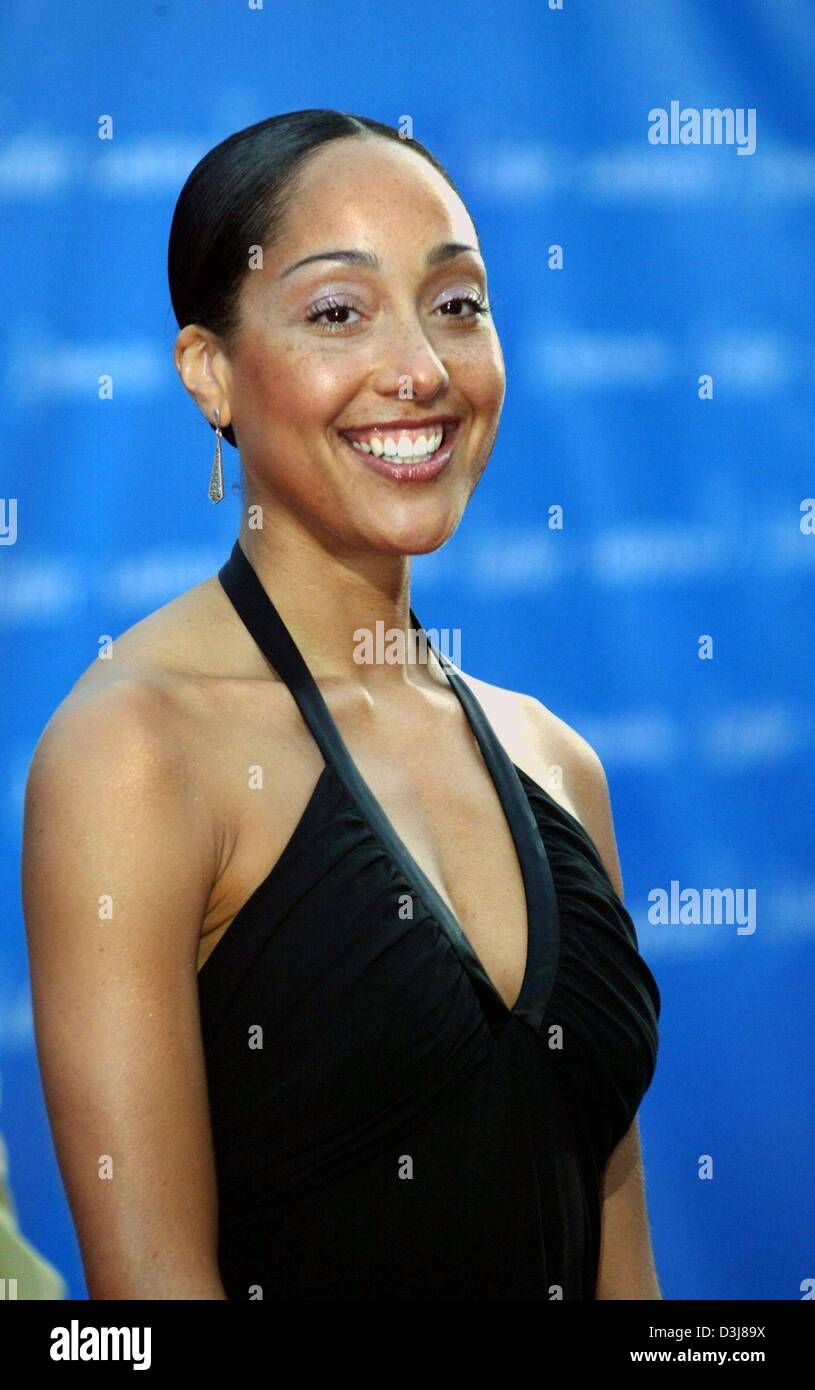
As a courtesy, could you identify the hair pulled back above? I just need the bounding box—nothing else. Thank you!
[168,109,462,449]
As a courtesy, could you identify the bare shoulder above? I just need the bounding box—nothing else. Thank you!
[65,574,231,701]
[23,572,308,946]
[31,609,200,786]
[456,668,625,899]
[21,594,228,984]
[27,672,189,799]
[23,672,215,929]
[25,576,237,837]
[453,666,604,802]
[34,569,266,758]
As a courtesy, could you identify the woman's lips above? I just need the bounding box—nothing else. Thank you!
[338,421,459,482]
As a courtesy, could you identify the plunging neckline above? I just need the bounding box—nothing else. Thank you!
[217,539,560,1033]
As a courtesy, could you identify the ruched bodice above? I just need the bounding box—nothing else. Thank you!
[197,539,661,1299]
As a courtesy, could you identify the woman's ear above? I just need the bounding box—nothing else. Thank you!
[173,323,233,434]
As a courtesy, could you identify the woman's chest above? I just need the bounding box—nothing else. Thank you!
[194,678,566,1010]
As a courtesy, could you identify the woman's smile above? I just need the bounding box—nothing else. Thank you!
[335,417,461,482]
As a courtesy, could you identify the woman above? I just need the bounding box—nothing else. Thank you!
[22,110,661,1300]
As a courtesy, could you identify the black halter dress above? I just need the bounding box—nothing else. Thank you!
[197,539,661,1300]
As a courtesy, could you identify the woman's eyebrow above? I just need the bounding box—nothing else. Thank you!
[279,241,482,279]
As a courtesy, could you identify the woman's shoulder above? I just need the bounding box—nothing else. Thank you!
[27,571,308,833]
[29,576,241,792]
[449,665,602,799]
[65,575,227,700]
[453,666,625,898]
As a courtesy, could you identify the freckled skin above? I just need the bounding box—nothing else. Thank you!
[175,134,506,559]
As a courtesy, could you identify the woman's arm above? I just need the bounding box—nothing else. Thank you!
[595,1116,662,1300]
[529,704,662,1300]
[22,680,227,1299]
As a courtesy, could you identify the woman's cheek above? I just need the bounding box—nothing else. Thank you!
[452,329,505,401]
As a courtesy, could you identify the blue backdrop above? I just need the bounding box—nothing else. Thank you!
[1,0,813,1301]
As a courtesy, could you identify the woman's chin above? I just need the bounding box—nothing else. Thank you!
[364,514,461,557]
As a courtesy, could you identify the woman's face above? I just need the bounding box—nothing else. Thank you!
[223,134,505,556]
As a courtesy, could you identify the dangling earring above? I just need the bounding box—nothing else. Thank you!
[208,408,224,503]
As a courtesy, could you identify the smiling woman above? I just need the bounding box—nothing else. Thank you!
[22,108,661,1301]
[168,110,505,548]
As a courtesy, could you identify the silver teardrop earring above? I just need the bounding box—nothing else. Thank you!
[208,408,224,503]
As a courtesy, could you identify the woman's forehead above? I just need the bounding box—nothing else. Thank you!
[279,137,472,234]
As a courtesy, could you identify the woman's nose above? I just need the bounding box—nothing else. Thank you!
[368,320,450,400]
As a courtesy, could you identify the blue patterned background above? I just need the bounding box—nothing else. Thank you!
[1,0,813,1300]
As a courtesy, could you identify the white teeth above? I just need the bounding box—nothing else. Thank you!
[346,426,445,462]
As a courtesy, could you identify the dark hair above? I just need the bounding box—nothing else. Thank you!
[168,109,465,449]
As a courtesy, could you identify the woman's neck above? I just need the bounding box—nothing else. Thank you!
[235,519,439,692]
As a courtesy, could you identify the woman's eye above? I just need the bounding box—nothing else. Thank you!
[305,290,490,334]
[435,292,490,320]
[305,296,362,333]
